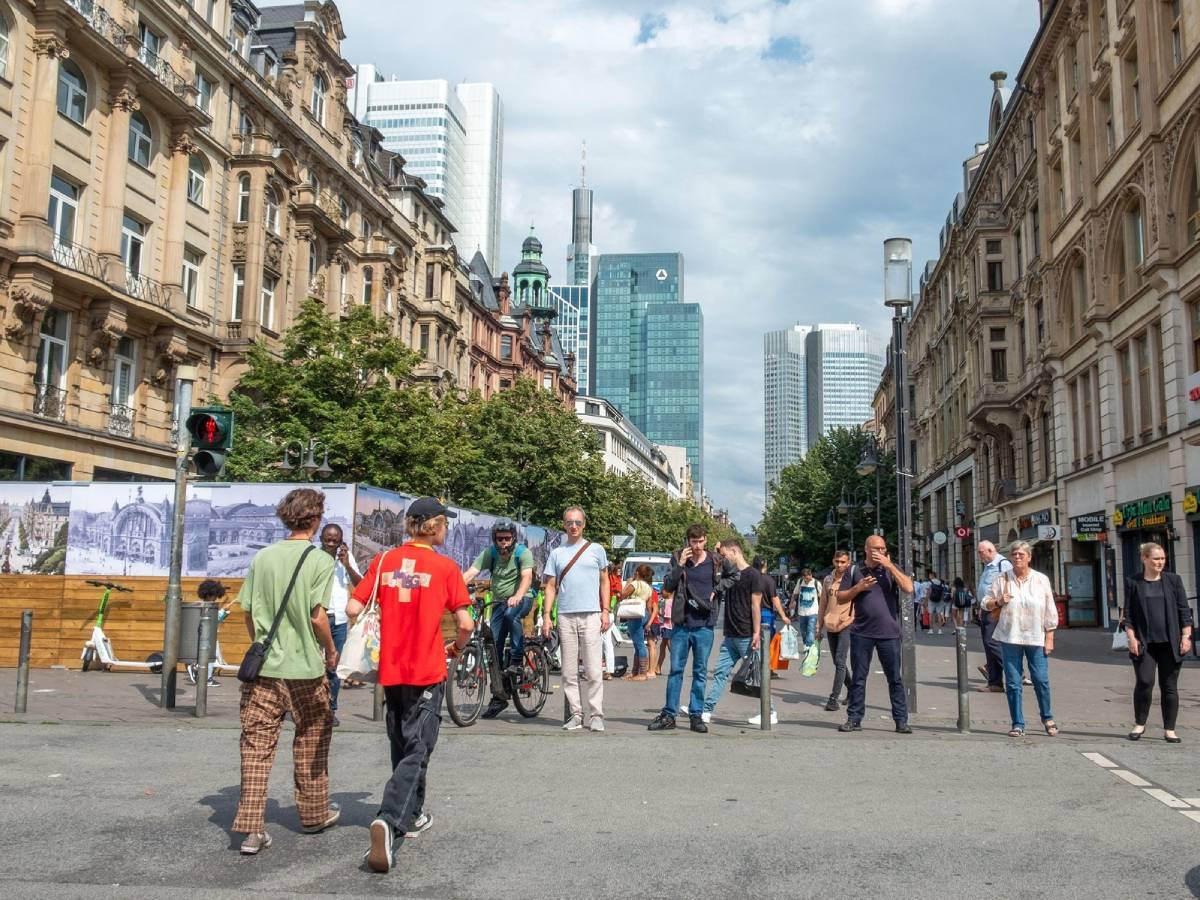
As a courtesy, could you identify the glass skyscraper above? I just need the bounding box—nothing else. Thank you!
[547,284,588,388]
[804,323,886,443]
[763,325,812,498]
[592,253,703,486]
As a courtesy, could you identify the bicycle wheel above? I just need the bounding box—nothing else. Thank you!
[445,643,487,727]
[511,644,551,718]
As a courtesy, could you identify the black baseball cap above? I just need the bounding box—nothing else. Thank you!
[406,496,457,522]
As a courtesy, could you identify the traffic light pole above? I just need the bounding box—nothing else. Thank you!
[161,366,197,710]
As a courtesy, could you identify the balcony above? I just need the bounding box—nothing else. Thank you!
[106,400,134,437]
[52,241,105,280]
[65,0,126,48]
[136,44,188,99]
[33,382,67,421]
[124,270,172,310]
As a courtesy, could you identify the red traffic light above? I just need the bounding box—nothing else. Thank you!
[185,408,233,450]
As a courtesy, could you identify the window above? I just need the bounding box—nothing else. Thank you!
[182,247,203,308]
[1169,0,1185,69]
[1099,88,1115,157]
[1153,322,1167,431]
[47,175,79,247]
[361,217,371,240]
[1041,412,1052,482]
[1070,258,1086,341]
[990,348,1007,383]
[57,60,88,124]
[985,239,1001,254]
[1082,369,1096,458]
[339,198,350,227]
[1123,46,1141,127]
[187,153,207,205]
[0,12,9,81]
[308,240,319,285]
[1023,417,1034,487]
[500,334,513,360]
[1068,39,1080,94]
[361,267,373,304]
[986,260,1003,291]
[1071,132,1083,200]
[311,72,327,124]
[1051,161,1066,221]
[238,111,254,135]
[419,323,430,354]
[1014,226,1023,278]
[1136,331,1153,435]
[128,111,152,167]
[230,265,245,321]
[236,174,250,222]
[265,185,280,234]
[1018,317,1027,362]
[1116,199,1145,300]
[1036,301,1045,345]
[112,336,136,408]
[138,21,163,59]
[425,262,436,298]
[1096,3,1109,49]
[1030,204,1040,259]
[543,372,553,391]
[35,309,70,404]
[1191,301,1200,372]
[195,70,213,114]
[989,327,1006,342]
[120,215,145,278]
[1119,345,1134,441]
[260,273,276,330]
[1186,142,1200,246]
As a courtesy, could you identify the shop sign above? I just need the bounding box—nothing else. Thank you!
[1017,509,1052,538]
[1071,513,1107,542]
[979,523,1000,544]
[1184,487,1200,522]
[1188,371,1200,424]
[1112,493,1172,532]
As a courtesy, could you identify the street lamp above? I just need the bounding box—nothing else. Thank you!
[857,436,883,536]
[836,487,873,560]
[277,438,333,479]
[884,236,917,712]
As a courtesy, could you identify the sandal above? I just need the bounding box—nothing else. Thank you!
[1044,721,1059,737]
[1007,727,1025,737]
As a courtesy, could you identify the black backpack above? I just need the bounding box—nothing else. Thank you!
[929,581,948,604]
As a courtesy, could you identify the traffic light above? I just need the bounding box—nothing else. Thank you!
[185,407,234,477]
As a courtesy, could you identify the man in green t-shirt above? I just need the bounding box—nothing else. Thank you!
[231,488,339,856]
[462,520,534,718]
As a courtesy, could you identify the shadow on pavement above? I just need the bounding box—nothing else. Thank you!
[198,784,377,846]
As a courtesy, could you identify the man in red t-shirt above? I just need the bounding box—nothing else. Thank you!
[347,496,473,874]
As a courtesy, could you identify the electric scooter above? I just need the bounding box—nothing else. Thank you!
[80,580,164,673]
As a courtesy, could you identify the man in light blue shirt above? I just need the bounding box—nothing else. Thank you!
[542,506,610,732]
[976,540,1012,691]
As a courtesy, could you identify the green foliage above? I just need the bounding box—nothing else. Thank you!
[756,427,899,571]
[17,519,28,553]
[220,301,738,551]
[31,521,68,574]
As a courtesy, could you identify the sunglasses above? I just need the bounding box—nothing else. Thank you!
[495,535,514,542]
[563,519,584,527]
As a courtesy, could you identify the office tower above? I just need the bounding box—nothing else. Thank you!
[567,143,597,286]
[805,323,886,443]
[350,66,503,271]
[547,284,587,387]
[592,253,703,485]
[763,324,812,497]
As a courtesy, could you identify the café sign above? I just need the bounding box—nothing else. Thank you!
[1185,486,1200,521]
[1112,493,1172,532]
[1017,509,1052,537]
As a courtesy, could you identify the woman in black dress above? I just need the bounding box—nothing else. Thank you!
[1122,542,1194,743]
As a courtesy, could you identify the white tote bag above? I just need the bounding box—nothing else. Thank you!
[337,553,384,683]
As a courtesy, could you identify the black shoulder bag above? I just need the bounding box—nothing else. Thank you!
[237,544,317,684]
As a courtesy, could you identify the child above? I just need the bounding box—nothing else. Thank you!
[186,579,236,686]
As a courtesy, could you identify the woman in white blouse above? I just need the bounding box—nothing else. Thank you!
[980,541,1059,737]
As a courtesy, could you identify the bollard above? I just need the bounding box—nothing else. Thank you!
[194,603,217,718]
[759,631,772,732]
[955,625,970,734]
[373,681,385,721]
[15,609,32,714]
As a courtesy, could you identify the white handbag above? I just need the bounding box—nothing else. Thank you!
[616,582,648,620]
[336,552,384,682]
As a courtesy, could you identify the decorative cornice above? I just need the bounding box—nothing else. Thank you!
[33,36,70,59]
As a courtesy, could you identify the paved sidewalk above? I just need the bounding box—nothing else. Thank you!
[4,626,1196,739]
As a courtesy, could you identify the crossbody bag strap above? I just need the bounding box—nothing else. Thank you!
[555,539,592,593]
[262,544,316,651]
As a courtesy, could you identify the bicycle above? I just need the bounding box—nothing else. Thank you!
[81,580,164,673]
[445,592,551,726]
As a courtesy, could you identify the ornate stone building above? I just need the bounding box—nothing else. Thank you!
[908,0,1200,628]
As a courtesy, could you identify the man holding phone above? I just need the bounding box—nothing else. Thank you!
[320,523,361,726]
[836,534,915,734]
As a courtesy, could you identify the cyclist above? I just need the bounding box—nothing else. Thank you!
[462,520,535,719]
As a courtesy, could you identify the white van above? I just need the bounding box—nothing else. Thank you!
[621,553,674,593]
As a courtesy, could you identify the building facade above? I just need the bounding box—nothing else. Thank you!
[575,394,680,497]
[763,324,811,497]
[349,67,503,273]
[805,323,886,446]
[905,0,1200,628]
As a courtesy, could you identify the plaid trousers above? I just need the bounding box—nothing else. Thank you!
[232,675,333,834]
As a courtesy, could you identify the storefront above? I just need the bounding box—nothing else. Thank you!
[1184,486,1200,596]
[1016,508,1056,587]
[1113,492,1174,583]
[1066,512,1107,627]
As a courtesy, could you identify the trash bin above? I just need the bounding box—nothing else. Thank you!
[179,602,217,663]
[1053,594,1069,629]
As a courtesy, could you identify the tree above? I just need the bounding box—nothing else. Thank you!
[756,427,898,571]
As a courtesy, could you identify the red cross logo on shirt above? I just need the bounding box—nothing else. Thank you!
[384,557,431,603]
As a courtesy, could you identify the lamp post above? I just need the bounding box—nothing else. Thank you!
[837,487,875,561]
[824,507,841,555]
[857,437,883,536]
[885,237,917,712]
[160,365,198,710]
[276,438,334,479]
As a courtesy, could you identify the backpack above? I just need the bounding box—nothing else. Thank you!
[929,581,948,604]
[489,543,529,574]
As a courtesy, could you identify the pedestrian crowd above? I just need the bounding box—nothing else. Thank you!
[222,489,1193,873]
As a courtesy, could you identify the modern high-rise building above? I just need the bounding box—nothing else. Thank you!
[763,325,812,497]
[805,323,886,443]
[349,66,503,271]
[567,144,597,287]
[592,253,703,486]
[547,284,587,388]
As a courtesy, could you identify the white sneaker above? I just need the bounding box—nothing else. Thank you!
[700,711,712,724]
[563,714,584,731]
[404,812,432,838]
[589,717,605,733]
[748,711,779,726]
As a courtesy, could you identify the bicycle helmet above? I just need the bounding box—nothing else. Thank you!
[491,520,517,540]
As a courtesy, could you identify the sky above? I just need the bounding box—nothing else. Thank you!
[339,0,1037,531]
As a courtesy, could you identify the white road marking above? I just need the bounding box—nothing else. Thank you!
[1111,769,1152,787]
[1182,798,1200,806]
[1180,811,1200,824]
[1082,752,1116,768]
[1142,789,1189,808]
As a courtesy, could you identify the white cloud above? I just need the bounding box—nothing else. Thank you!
[341,0,1033,530]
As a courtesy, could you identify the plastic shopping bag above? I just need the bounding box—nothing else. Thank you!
[779,624,801,660]
[731,650,762,696]
[336,600,380,683]
[1111,629,1128,652]
[800,638,822,677]
[770,632,789,671]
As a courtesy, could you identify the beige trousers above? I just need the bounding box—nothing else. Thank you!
[558,612,604,721]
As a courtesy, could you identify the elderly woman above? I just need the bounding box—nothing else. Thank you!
[980,541,1059,737]
[1123,542,1194,743]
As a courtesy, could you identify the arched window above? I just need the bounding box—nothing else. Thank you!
[0,12,11,81]
[1184,139,1200,247]
[311,72,326,125]
[238,111,255,135]
[128,111,152,167]
[308,239,319,286]
[362,267,374,304]
[187,154,208,205]
[1115,197,1145,301]
[1023,416,1034,487]
[1069,256,1086,342]
[57,59,88,124]
[264,185,280,234]
[236,174,251,221]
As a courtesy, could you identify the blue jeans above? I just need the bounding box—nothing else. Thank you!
[762,609,777,641]
[490,595,533,668]
[661,625,714,718]
[622,614,648,659]
[846,633,908,725]
[704,635,773,714]
[326,620,348,710]
[1000,642,1053,730]
[796,614,817,647]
